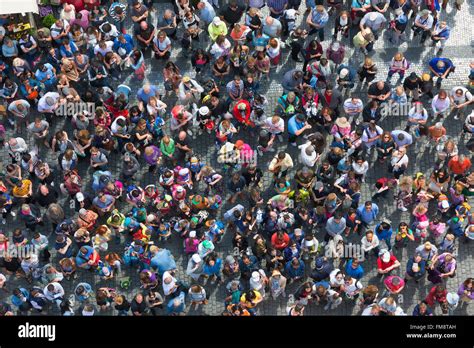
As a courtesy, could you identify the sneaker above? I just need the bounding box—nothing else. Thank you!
[324,304,330,311]
[268,147,276,152]
[187,129,193,136]
[10,211,16,217]
[1,219,5,225]
[290,142,297,146]
[454,115,460,120]
[399,206,408,212]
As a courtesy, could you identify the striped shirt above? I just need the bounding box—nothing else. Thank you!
[267,0,288,13]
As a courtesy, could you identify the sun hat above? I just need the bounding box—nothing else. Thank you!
[335,117,350,128]
[199,106,209,115]
[182,76,191,83]
[202,240,212,249]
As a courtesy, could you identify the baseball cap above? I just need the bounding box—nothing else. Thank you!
[212,16,222,26]
[192,254,201,263]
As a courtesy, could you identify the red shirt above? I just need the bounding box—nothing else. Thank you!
[271,233,290,250]
[377,255,398,271]
[448,157,472,175]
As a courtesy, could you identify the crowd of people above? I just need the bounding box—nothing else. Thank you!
[0,0,472,317]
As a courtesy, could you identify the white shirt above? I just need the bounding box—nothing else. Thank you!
[153,37,171,51]
[361,126,383,145]
[38,92,60,113]
[5,137,28,155]
[360,12,387,30]
[352,161,369,175]
[415,14,434,29]
[343,99,363,115]
[267,39,281,58]
[162,271,178,296]
[431,95,451,113]
[50,20,70,40]
[408,107,428,121]
[264,117,284,134]
[450,87,473,104]
[93,41,114,57]
[299,142,318,167]
[391,153,408,168]
[361,234,380,252]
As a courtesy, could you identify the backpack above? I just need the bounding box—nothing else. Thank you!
[63,170,82,195]
[92,170,112,192]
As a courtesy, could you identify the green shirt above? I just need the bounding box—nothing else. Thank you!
[160,139,175,157]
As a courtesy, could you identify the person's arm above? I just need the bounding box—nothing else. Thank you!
[429,64,441,77]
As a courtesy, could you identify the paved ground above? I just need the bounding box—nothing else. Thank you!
[1,0,473,316]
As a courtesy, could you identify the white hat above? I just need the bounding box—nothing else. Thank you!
[189,231,197,238]
[304,239,315,247]
[294,228,303,236]
[339,68,349,78]
[178,168,189,176]
[146,214,156,223]
[441,200,450,209]
[447,292,459,306]
[382,252,390,263]
[212,16,222,25]
[199,106,210,115]
[76,192,85,202]
[251,271,260,282]
[102,267,111,276]
[79,208,87,216]
[192,254,201,263]
[176,186,185,193]
[331,42,340,51]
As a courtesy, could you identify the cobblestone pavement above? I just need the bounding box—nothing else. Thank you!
[0,0,473,316]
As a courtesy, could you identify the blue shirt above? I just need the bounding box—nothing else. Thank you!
[287,115,305,135]
[311,9,329,27]
[35,63,55,83]
[429,58,454,75]
[267,0,288,12]
[199,1,216,24]
[356,203,379,224]
[375,223,393,240]
[150,249,176,274]
[345,259,364,280]
[137,85,159,104]
[113,34,134,55]
[390,130,413,147]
